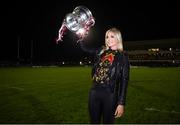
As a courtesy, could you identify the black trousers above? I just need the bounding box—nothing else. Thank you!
[88,87,116,124]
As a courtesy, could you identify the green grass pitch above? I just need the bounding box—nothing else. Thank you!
[0,66,180,123]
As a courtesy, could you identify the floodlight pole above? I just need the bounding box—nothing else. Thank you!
[17,36,20,65]
[31,40,33,65]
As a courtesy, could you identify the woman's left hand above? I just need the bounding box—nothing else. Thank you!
[114,105,124,118]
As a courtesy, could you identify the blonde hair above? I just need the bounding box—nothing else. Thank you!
[105,27,123,52]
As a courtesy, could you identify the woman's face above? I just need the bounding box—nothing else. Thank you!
[106,32,118,49]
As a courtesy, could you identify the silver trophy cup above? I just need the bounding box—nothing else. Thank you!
[56,6,95,43]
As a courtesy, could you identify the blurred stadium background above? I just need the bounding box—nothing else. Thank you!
[0,38,179,67]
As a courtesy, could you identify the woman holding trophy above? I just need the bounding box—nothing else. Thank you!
[56,6,130,124]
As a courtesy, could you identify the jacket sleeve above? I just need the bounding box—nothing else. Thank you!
[79,41,102,54]
[118,53,130,105]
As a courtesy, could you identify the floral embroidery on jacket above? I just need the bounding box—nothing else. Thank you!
[93,49,117,84]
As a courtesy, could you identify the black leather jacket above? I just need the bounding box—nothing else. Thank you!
[80,42,130,105]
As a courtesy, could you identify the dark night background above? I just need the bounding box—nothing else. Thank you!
[1,0,180,63]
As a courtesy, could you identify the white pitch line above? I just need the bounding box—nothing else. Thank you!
[145,107,180,114]
[10,86,25,91]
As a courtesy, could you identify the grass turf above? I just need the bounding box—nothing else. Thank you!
[0,66,180,123]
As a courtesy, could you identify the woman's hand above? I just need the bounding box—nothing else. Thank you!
[114,105,124,118]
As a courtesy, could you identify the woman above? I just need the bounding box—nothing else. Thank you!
[80,27,130,124]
